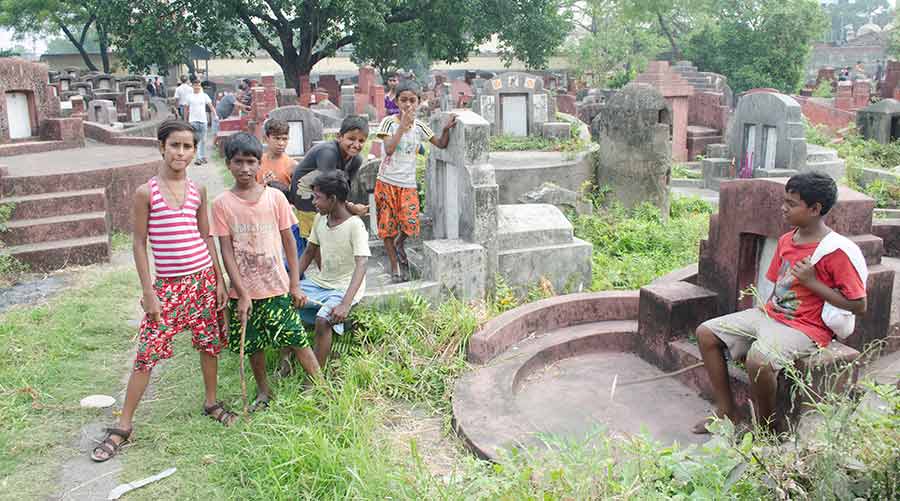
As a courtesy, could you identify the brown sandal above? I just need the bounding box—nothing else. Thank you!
[203,402,238,426]
[90,427,132,462]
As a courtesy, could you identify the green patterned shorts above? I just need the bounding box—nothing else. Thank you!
[227,294,310,354]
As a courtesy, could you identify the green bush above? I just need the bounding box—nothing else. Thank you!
[812,79,834,98]
[804,119,832,146]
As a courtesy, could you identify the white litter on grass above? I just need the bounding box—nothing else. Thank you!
[80,395,116,408]
[107,467,176,500]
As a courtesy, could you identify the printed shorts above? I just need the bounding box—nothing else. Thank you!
[375,179,419,239]
[297,279,354,335]
[227,294,310,354]
[701,308,818,371]
[134,266,226,371]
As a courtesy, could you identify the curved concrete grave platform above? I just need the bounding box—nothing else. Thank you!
[455,292,710,461]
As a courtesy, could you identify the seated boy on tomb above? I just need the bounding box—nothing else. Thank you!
[692,172,867,434]
[295,170,370,369]
[375,79,457,282]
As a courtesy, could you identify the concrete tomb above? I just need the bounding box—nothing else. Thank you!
[265,105,324,156]
[88,99,117,125]
[0,58,82,153]
[472,72,551,137]
[857,99,900,144]
[728,91,807,175]
[421,110,592,299]
[452,177,897,461]
[591,83,671,217]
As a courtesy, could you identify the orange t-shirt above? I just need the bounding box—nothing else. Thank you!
[210,187,298,299]
[256,153,295,186]
[764,230,867,347]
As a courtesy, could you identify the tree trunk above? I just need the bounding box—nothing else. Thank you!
[278,57,312,95]
[57,21,98,72]
[97,25,111,73]
[185,57,197,79]
[656,12,681,60]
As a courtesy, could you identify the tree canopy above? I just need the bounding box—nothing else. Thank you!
[683,0,827,94]
[565,0,666,87]
[199,0,571,91]
[0,0,113,72]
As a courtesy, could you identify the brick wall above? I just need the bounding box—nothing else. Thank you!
[688,91,729,131]
[794,96,855,132]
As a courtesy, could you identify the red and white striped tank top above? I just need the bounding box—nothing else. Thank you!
[147,176,212,277]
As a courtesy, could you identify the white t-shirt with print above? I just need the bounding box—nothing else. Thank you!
[186,92,212,123]
[375,115,434,188]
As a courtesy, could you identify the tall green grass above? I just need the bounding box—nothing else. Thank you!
[571,194,713,290]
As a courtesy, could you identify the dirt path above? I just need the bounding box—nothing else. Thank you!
[46,153,228,500]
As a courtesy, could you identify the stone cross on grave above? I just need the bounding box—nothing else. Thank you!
[423,110,498,299]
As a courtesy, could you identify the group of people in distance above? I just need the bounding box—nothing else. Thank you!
[91,73,869,464]
[91,79,456,462]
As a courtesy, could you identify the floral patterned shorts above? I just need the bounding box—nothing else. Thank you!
[375,179,420,239]
[134,267,226,371]
[226,294,310,354]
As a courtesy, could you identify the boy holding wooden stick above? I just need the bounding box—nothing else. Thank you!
[212,133,321,411]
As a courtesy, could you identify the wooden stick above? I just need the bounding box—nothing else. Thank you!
[238,316,249,416]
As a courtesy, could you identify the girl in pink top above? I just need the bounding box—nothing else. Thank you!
[91,120,235,463]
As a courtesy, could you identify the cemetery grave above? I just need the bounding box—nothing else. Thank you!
[454,178,900,460]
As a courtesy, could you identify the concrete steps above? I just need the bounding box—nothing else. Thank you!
[3,211,108,246]
[1,235,110,271]
[2,188,106,220]
[1,177,112,271]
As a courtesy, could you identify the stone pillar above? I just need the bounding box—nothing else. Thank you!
[298,74,311,107]
[835,81,853,110]
[70,95,86,118]
[371,85,385,119]
[852,79,870,109]
[591,83,671,218]
[424,110,498,299]
[633,61,695,162]
[318,75,340,105]
[340,85,356,117]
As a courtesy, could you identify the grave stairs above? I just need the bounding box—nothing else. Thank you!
[1,173,111,271]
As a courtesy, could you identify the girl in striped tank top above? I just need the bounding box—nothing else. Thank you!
[91,120,236,463]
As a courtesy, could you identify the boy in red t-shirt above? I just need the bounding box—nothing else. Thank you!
[693,172,867,434]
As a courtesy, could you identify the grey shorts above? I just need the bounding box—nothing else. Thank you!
[700,308,818,371]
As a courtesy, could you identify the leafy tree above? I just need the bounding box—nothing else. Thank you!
[621,0,711,60]
[103,0,250,77]
[565,0,665,87]
[202,0,571,92]
[0,48,21,57]
[0,0,113,72]
[684,0,827,94]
